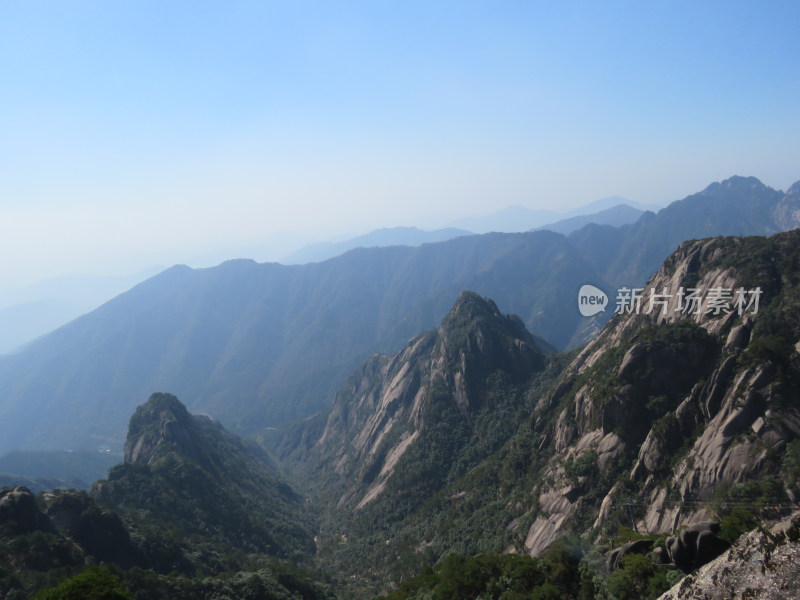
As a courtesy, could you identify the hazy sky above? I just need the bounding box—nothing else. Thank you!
[1,1,799,289]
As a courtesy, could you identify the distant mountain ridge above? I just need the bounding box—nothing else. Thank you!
[0,267,164,355]
[282,226,473,264]
[0,200,642,354]
[282,201,646,267]
[535,203,644,235]
[572,175,799,288]
[0,450,119,491]
[0,175,797,455]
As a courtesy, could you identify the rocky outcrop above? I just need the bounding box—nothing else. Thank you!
[658,513,800,599]
[605,521,729,574]
[525,230,800,553]
[771,181,800,231]
[125,392,219,470]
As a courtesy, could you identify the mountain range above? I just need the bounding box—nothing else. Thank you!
[281,226,473,265]
[273,229,800,596]
[535,203,644,235]
[283,200,648,265]
[2,218,800,598]
[0,198,643,356]
[0,176,798,455]
[0,231,601,452]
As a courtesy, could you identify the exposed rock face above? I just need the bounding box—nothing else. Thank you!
[658,513,800,599]
[771,181,800,231]
[524,230,800,554]
[310,291,546,511]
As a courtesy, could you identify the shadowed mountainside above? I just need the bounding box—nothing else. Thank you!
[0,231,601,452]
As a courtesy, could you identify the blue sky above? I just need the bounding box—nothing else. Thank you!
[1,1,799,288]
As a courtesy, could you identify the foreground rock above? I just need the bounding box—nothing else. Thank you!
[658,512,800,599]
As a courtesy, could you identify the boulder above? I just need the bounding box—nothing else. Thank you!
[668,521,728,571]
[696,529,730,565]
[667,535,691,570]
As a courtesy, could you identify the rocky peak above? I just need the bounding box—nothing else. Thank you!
[123,392,216,470]
[437,291,542,384]
[311,291,546,511]
[773,180,800,230]
[96,393,312,560]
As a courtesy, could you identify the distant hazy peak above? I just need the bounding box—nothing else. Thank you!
[281,226,473,265]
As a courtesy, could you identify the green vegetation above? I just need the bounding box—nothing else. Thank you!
[377,536,681,600]
[605,554,670,600]
[379,539,593,600]
[33,567,130,600]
